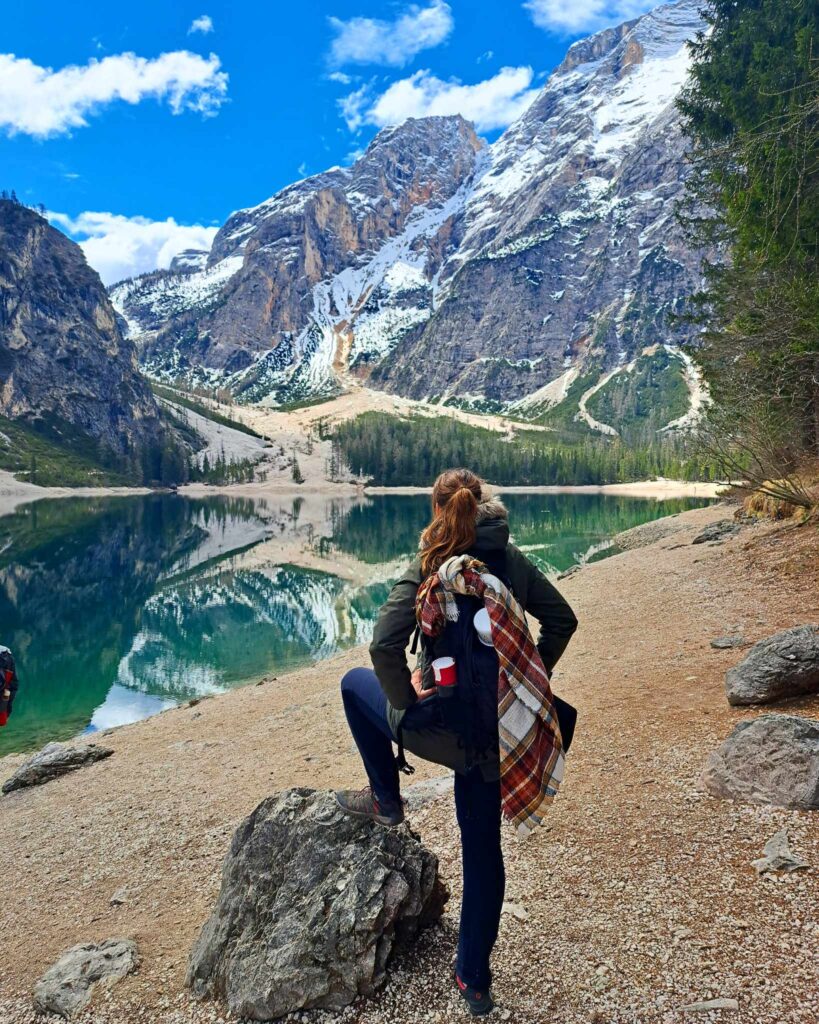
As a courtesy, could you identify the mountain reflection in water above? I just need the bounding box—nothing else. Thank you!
[0,491,712,754]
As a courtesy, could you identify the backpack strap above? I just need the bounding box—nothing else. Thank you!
[394,724,415,776]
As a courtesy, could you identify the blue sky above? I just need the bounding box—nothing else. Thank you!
[2,1,656,282]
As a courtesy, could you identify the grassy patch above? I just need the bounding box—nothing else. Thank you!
[151,384,264,438]
[0,416,132,487]
[275,394,340,413]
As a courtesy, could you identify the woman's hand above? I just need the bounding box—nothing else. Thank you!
[410,668,434,701]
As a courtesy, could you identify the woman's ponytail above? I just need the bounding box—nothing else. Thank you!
[420,469,483,577]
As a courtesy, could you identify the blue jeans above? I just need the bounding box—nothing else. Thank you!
[340,668,505,990]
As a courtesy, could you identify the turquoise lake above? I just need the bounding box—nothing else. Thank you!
[0,491,713,755]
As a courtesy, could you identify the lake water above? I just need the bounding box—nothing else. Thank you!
[0,491,713,755]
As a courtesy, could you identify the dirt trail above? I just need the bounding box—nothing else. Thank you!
[0,503,817,1023]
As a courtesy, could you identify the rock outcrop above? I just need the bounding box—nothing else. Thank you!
[111,0,708,415]
[32,939,138,1018]
[187,788,446,1020]
[0,201,182,467]
[701,715,819,810]
[691,520,740,545]
[750,830,808,875]
[725,625,819,706]
[2,742,113,794]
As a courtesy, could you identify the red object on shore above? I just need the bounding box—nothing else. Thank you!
[432,656,457,687]
[0,711,7,727]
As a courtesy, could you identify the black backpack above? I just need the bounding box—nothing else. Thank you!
[421,588,501,769]
[0,647,16,687]
[404,552,579,774]
[415,549,512,770]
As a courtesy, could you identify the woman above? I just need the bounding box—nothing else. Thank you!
[336,469,578,1015]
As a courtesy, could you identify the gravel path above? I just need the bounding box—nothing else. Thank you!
[1,503,817,1023]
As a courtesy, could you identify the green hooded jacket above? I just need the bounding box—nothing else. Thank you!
[369,496,578,780]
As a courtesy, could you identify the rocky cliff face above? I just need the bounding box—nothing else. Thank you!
[116,115,483,402]
[0,201,180,464]
[377,0,704,404]
[111,0,706,413]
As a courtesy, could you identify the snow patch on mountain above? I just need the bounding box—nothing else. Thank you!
[592,42,691,158]
[110,255,243,339]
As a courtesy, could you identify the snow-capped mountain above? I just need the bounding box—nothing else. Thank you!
[111,0,705,411]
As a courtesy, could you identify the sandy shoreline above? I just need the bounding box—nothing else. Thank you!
[1,502,817,1023]
[367,480,726,499]
[0,470,725,519]
[0,469,154,518]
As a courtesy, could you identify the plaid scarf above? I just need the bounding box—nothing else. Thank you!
[416,554,565,837]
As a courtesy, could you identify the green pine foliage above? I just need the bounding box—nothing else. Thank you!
[0,415,132,487]
[330,413,718,487]
[677,0,819,494]
[188,454,259,485]
[534,369,601,435]
[586,349,690,442]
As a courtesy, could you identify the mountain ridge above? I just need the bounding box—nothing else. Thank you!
[0,200,194,482]
[110,0,707,430]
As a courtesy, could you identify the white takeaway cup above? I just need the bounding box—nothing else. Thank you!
[473,607,493,646]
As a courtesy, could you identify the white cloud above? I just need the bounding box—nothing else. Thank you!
[49,210,219,285]
[524,0,655,34]
[0,50,228,138]
[328,1,453,67]
[340,66,539,134]
[327,70,354,85]
[188,14,214,34]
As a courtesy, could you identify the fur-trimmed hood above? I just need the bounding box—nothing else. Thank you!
[476,489,508,525]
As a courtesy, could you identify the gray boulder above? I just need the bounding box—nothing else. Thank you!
[187,788,447,1020]
[725,625,819,705]
[32,939,138,1018]
[691,519,740,545]
[701,715,819,810]
[3,742,113,794]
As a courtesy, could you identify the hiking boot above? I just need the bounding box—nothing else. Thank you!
[335,786,405,827]
[455,973,495,1016]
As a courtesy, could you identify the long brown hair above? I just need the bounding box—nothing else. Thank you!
[420,468,484,577]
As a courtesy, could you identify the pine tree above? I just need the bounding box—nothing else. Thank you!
[677,0,819,501]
